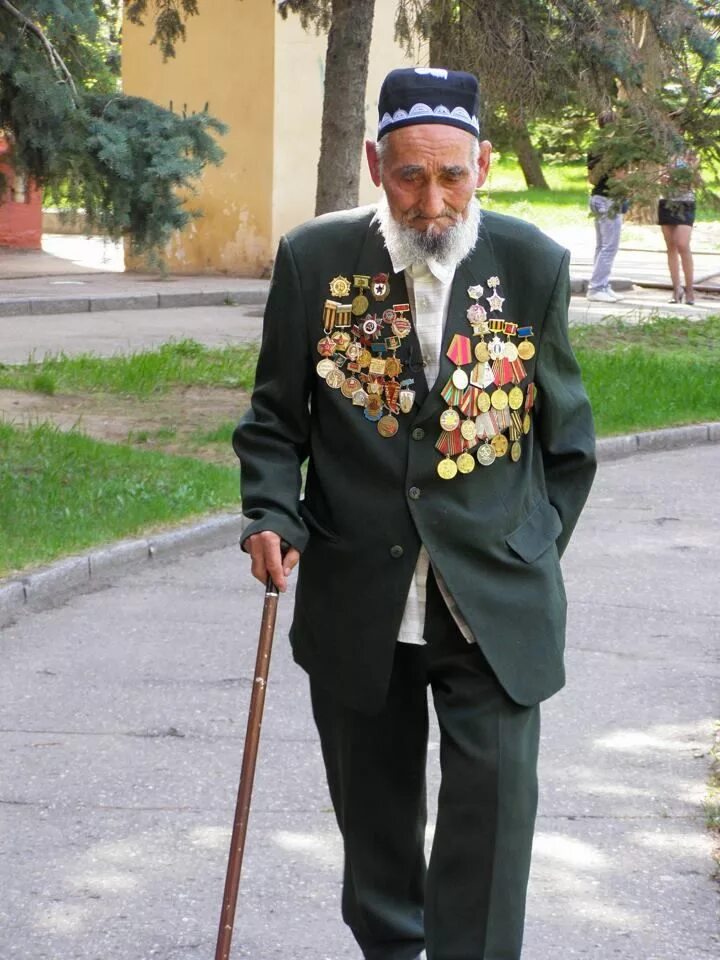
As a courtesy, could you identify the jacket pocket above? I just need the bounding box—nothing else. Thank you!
[299,500,340,543]
[506,499,562,564]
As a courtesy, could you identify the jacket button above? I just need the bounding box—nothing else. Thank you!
[412,428,425,441]
[408,486,421,500]
[390,545,404,558]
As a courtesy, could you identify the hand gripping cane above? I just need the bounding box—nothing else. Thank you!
[215,545,287,960]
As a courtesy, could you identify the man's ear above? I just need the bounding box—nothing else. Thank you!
[476,140,493,189]
[366,140,382,187]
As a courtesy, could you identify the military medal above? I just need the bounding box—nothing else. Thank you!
[326,367,345,389]
[517,326,535,360]
[457,452,476,474]
[508,386,524,410]
[440,408,460,431]
[372,273,390,301]
[317,358,336,378]
[352,276,371,316]
[317,336,335,357]
[437,457,458,480]
[511,441,522,462]
[474,341,490,363]
[477,443,496,466]
[323,300,340,332]
[341,376,361,399]
[377,414,399,438]
[491,388,508,411]
[491,434,509,457]
[467,283,484,300]
[336,304,353,328]
[329,275,352,297]
[486,276,505,313]
[399,382,416,413]
[460,418,477,443]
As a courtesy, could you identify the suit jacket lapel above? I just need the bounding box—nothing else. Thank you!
[354,216,429,405]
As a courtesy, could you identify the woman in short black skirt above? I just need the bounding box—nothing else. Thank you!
[658,153,698,304]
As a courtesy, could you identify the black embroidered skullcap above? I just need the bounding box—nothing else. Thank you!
[377,67,480,140]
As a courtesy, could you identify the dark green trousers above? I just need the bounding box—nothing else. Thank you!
[310,572,541,960]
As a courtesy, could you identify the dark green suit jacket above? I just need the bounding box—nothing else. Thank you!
[234,207,596,713]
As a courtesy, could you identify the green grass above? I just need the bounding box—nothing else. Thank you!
[0,339,259,396]
[0,422,239,576]
[480,156,720,228]
[571,315,720,435]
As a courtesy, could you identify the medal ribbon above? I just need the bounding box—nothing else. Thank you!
[446,334,472,366]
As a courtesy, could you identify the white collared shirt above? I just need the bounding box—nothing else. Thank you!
[384,247,472,646]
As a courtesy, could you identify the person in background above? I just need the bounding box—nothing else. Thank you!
[658,148,699,304]
[586,111,627,303]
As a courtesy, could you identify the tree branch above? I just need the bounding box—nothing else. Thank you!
[0,0,79,104]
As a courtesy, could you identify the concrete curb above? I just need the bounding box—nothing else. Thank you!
[569,277,635,295]
[0,513,243,629]
[0,288,267,318]
[1,423,718,629]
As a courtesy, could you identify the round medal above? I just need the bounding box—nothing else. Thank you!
[452,368,469,390]
[383,308,397,324]
[491,435,509,457]
[358,349,372,368]
[316,358,336,378]
[341,376,361,399]
[491,389,509,411]
[504,341,519,362]
[365,394,383,415]
[317,337,335,357]
[474,341,490,363]
[460,419,477,443]
[518,341,536,360]
[489,336,505,359]
[522,413,531,434]
[377,414,399,438]
[439,408,461,431]
[508,386,524,410]
[476,391,491,413]
[325,367,345,389]
[457,452,476,474]
[437,458,458,480]
[364,407,383,422]
[352,294,369,316]
[476,443,496,466]
[511,441,522,462]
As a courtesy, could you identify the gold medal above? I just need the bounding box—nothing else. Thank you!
[440,408,461,431]
[365,394,383,416]
[476,443,496,466]
[377,414,399,438]
[508,386,524,410]
[358,349,372,368]
[511,440,522,462]
[316,358,336,378]
[518,341,535,360]
[341,376,361,399]
[437,458,458,480]
[329,276,352,297]
[491,389,508,411]
[460,419,477,443]
[352,294,369,316]
[457,452,476,474]
[385,356,402,378]
[332,331,352,352]
[452,368,469,390]
[491,434,509,457]
[523,413,531,434]
[476,391,491,413]
[474,341,490,363]
[325,367,345,389]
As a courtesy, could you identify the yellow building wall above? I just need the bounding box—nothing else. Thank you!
[122,0,276,275]
[272,3,423,246]
[123,0,425,274]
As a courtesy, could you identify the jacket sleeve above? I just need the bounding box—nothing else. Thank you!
[534,250,597,557]
[232,235,312,553]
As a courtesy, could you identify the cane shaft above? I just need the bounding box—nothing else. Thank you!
[215,578,279,960]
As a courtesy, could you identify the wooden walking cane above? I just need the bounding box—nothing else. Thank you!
[215,554,285,960]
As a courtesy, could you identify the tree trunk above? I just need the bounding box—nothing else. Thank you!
[510,121,550,190]
[315,0,375,216]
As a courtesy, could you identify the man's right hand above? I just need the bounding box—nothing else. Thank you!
[244,530,300,593]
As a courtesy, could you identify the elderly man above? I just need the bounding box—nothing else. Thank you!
[233,68,596,960]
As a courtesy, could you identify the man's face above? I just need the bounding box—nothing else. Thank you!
[366,125,491,235]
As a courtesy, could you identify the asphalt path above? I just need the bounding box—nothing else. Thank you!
[1,445,718,960]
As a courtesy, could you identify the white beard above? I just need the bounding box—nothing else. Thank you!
[375,194,482,267]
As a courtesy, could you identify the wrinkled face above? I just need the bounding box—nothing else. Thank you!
[366,125,491,235]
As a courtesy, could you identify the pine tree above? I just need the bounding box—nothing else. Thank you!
[0,1,225,255]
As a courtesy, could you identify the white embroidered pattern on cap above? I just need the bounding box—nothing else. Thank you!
[379,104,479,133]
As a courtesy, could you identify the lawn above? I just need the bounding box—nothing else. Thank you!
[1,317,719,577]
